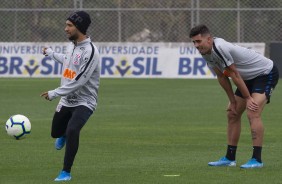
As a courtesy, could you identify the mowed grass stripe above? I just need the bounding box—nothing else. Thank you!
[0,78,281,184]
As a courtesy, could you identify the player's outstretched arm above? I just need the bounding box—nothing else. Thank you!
[40,91,51,101]
[42,47,65,64]
[225,64,259,111]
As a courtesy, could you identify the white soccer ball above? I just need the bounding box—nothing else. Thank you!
[5,114,31,140]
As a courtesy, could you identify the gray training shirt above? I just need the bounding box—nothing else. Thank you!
[202,37,273,80]
[47,37,100,111]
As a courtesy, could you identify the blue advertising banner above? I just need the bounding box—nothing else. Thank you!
[0,42,265,78]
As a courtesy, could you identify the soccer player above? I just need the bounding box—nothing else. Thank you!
[189,24,279,168]
[41,11,100,181]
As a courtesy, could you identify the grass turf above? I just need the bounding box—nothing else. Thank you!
[0,78,281,184]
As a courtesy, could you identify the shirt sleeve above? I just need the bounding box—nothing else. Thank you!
[46,48,65,64]
[213,39,234,67]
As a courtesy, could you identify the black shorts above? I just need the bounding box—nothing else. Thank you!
[51,105,93,138]
[235,65,279,103]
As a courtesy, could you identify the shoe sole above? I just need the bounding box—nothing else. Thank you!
[208,162,236,167]
[54,177,71,181]
[54,178,71,181]
[240,165,263,169]
[55,146,64,150]
[208,164,236,167]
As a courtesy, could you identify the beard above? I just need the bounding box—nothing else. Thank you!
[68,33,79,41]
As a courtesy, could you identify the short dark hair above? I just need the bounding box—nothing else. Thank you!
[189,24,210,38]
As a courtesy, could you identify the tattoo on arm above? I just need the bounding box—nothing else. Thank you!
[251,129,257,140]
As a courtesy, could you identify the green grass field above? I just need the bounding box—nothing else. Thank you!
[0,78,281,184]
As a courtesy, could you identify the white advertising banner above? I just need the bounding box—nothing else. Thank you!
[0,42,265,78]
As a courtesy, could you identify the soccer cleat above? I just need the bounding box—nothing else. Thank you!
[54,171,71,181]
[208,157,236,167]
[240,158,263,169]
[55,136,66,150]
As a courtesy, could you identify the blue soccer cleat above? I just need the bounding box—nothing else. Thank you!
[240,158,263,169]
[55,136,66,150]
[208,157,236,167]
[54,170,71,181]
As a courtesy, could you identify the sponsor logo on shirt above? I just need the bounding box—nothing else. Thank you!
[63,68,76,79]
[66,95,78,105]
[73,54,81,65]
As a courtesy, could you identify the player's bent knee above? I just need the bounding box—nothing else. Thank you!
[227,111,241,122]
[246,110,261,122]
